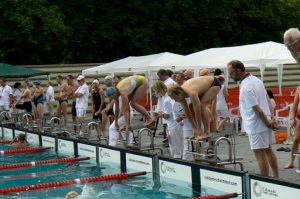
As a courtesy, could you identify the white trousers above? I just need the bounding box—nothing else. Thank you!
[109,114,133,146]
[168,126,183,159]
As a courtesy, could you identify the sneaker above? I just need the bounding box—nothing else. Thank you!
[79,131,84,137]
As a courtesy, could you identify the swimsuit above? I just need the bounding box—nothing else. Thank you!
[211,77,222,88]
[34,95,43,106]
[59,99,68,105]
[117,75,145,95]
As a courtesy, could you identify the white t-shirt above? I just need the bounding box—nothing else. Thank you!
[13,88,23,104]
[163,94,179,130]
[46,86,55,102]
[156,77,176,111]
[173,98,192,131]
[75,83,89,109]
[239,75,271,135]
[216,85,228,111]
[0,85,12,106]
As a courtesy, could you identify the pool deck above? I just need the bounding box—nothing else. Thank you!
[69,115,300,185]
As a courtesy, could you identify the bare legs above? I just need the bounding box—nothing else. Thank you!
[130,81,154,126]
[285,120,300,169]
[254,146,279,178]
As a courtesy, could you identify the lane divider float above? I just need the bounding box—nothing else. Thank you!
[0,147,52,155]
[0,171,146,194]
[0,140,11,144]
[0,157,90,171]
[191,193,239,199]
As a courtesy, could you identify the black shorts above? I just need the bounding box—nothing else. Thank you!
[72,102,76,117]
[16,101,32,113]
[106,108,114,116]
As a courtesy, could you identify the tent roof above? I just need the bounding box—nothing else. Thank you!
[82,52,184,75]
[0,63,49,78]
[161,41,296,69]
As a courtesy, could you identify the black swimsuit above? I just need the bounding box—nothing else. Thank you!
[212,77,222,88]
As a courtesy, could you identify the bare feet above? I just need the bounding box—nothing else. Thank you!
[195,133,210,141]
[144,119,156,127]
[284,163,294,169]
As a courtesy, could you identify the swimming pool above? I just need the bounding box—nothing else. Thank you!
[0,143,198,199]
[1,125,300,199]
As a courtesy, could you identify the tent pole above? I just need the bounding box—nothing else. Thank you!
[147,70,154,117]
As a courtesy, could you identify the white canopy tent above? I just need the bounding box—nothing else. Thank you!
[161,41,296,95]
[82,52,184,75]
[82,52,184,115]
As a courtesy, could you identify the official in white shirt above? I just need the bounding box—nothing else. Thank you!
[0,78,13,111]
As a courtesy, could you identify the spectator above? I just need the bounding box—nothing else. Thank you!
[216,75,230,132]
[74,75,89,135]
[227,60,279,177]
[45,81,55,117]
[12,82,23,113]
[0,78,13,111]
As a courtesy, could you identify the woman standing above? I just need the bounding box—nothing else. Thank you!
[32,80,44,132]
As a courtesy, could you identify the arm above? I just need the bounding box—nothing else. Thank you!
[291,87,300,127]
[181,98,197,130]
[120,93,130,129]
[253,105,277,130]
[114,96,120,130]
[223,85,228,98]
[99,88,105,112]
[266,94,274,119]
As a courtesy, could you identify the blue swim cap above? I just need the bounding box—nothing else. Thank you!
[106,87,116,98]
[33,80,41,85]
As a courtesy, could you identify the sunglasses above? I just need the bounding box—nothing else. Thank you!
[286,38,300,48]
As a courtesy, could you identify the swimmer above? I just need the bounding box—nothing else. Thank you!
[10,133,30,148]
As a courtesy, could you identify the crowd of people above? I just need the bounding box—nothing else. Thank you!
[1,28,300,179]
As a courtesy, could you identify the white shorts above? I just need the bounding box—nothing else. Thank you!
[76,108,86,117]
[248,130,275,150]
[217,109,230,118]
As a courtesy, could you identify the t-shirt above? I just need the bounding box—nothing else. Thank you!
[216,85,228,111]
[75,83,89,109]
[156,77,176,111]
[239,75,271,134]
[163,94,179,130]
[46,86,55,102]
[13,89,23,105]
[0,85,12,106]
[173,98,192,131]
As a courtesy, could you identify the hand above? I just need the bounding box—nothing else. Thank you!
[115,123,120,131]
[291,119,296,128]
[101,108,108,114]
[270,119,280,130]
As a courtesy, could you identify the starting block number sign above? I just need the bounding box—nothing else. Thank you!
[2,128,13,140]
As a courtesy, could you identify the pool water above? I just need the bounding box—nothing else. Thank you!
[0,144,199,199]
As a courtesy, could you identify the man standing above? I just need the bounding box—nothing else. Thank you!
[284,28,300,169]
[74,75,89,135]
[0,78,13,111]
[45,81,55,117]
[227,60,279,177]
[56,75,69,128]
[284,28,300,65]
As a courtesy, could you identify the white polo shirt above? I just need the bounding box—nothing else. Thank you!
[75,83,89,109]
[46,86,55,102]
[156,77,176,111]
[0,85,12,106]
[163,94,178,130]
[239,75,271,135]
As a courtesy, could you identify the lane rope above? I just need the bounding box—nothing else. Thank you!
[0,157,90,170]
[0,147,52,155]
[0,171,146,194]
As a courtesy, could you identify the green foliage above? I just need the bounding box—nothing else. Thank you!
[0,0,300,64]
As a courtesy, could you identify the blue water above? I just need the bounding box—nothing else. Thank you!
[0,144,200,199]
